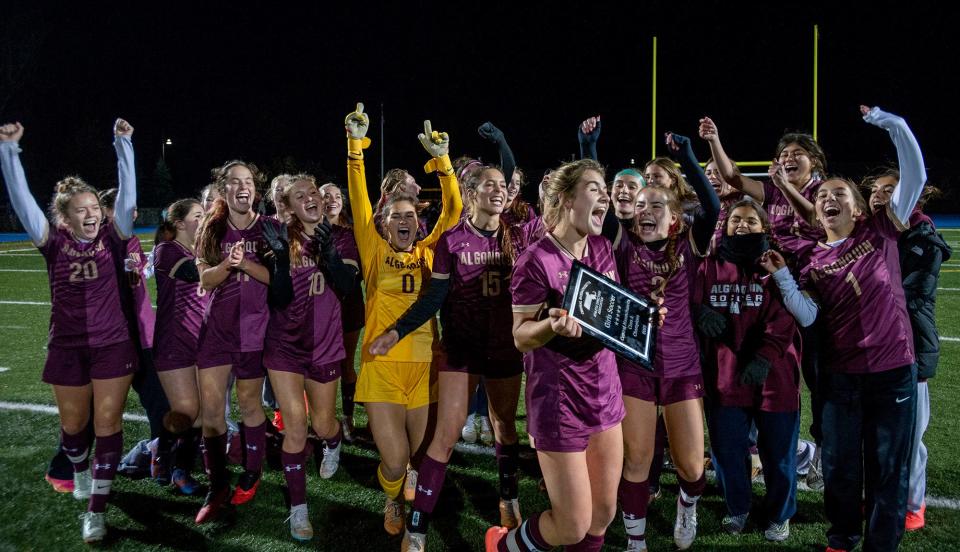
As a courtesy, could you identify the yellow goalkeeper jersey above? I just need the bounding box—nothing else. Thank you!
[347,139,462,364]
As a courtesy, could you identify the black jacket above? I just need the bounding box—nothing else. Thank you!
[899,218,953,380]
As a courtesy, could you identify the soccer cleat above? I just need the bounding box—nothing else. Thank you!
[230,470,261,505]
[80,511,107,543]
[402,529,427,552]
[171,468,199,495]
[272,409,285,432]
[461,413,478,443]
[750,453,763,482]
[46,474,75,494]
[764,519,790,542]
[195,485,232,524]
[286,504,313,541]
[148,438,172,485]
[647,484,661,505]
[341,416,355,443]
[626,539,648,551]
[479,416,494,446]
[673,497,698,550]
[319,443,341,480]
[73,468,92,501]
[905,502,926,531]
[499,498,522,529]
[484,526,509,552]
[383,497,405,536]
[807,447,824,491]
[721,513,748,535]
[403,468,418,503]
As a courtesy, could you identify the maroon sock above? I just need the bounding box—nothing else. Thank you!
[495,441,520,499]
[242,420,267,473]
[619,477,650,542]
[61,427,90,473]
[499,511,551,551]
[323,423,342,451]
[565,532,604,551]
[282,448,307,507]
[88,432,122,513]
[202,433,229,490]
[411,454,447,514]
[678,472,706,507]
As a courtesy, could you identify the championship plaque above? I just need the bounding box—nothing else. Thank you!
[561,261,657,370]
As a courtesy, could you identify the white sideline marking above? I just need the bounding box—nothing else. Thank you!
[0,253,41,257]
[0,269,44,272]
[0,300,51,306]
[942,336,960,342]
[939,287,960,291]
[0,401,148,422]
[1,399,959,509]
[0,326,27,330]
[0,248,37,254]
[0,367,9,372]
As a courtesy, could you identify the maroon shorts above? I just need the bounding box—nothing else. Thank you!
[196,349,265,380]
[43,340,139,386]
[620,371,705,406]
[531,421,622,453]
[153,347,199,372]
[439,349,524,380]
[264,347,343,384]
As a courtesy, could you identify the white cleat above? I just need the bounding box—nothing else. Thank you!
[319,444,341,480]
[286,504,314,541]
[73,468,92,501]
[479,416,494,446]
[401,529,427,552]
[673,498,698,550]
[461,413,478,443]
[80,511,106,543]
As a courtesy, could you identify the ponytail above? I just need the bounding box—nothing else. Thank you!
[155,198,200,244]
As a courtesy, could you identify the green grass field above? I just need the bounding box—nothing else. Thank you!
[1,230,959,551]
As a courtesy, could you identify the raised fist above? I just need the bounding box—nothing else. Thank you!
[0,122,24,142]
[114,118,134,137]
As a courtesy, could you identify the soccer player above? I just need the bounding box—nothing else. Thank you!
[866,173,950,532]
[201,183,221,213]
[320,182,366,440]
[152,198,208,495]
[642,156,701,224]
[486,158,624,552]
[262,174,359,541]
[367,164,524,551]
[343,103,463,536]
[764,106,926,552]
[193,159,281,522]
[703,157,744,254]
[694,200,801,541]
[611,133,719,551]
[0,119,139,543]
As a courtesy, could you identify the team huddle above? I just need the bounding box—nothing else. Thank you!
[0,99,948,552]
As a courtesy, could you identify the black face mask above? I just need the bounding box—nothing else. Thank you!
[718,233,769,269]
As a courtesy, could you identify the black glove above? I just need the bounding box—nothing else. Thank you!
[478,122,505,144]
[740,355,771,386]
[578,118,601,145]
[666,132,693,161]
[259,221,289,268]
[696,305,726,338]
[312,217,335,259]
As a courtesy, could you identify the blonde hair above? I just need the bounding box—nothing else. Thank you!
[644,157,697,204]
[50,176,99,226]
[277,173,318,261]
[541,159,605,230]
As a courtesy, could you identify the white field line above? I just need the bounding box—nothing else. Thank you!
[3,400,959,507]
[0,253,41,257]
[0,367,8,372]
[0,269,44,272]
[0,248,38,254]
[942,336,960,342]
[940,287,960,291]
[0,300,50,306]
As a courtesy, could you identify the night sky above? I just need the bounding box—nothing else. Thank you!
[2,3,958,211]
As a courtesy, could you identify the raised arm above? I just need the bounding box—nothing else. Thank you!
[418,120,463,247]
[767,159,815,223]
[578,115,601,161]
[698,116,764,201]
[666,132,720,254]
[344,103,376,259]
[862,105,927,225]
[478,122,516,186]
[112,118,137,239]
[0,123,48,246]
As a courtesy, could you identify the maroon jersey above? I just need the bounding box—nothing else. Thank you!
[198,215,277,353]
[513,215,546,254]
[798,206,914,373]
[510,234,625,443]
[695,257,801,412]
[125,236,155,350]
[153,240,210,367]
[331,224,364,331]
[432,220,518,364]
[40,223,130,348]
[501,204,537,227]
[615,231,700,379]
[265,235,355,365]
[763,178,825,256]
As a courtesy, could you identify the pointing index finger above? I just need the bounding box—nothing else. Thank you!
[356,102,365,115]
[423,120,433,137]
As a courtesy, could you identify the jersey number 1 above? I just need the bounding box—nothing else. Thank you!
[845,272,862,297]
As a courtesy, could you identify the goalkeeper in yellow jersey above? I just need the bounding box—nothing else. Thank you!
[343,103,463,536]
